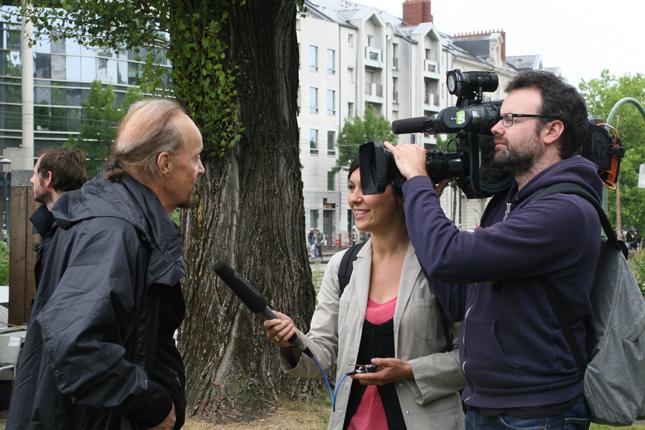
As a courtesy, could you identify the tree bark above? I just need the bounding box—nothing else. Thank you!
[175,0,318,423]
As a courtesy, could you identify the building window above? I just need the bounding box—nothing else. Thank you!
[309,45,318,71]
[347,67,354,83]
[327,171,336,191]
[392,77,398,103]
[310,210,319,228]
[327,130,335,156]
[425,48,431,60]
[367,34,374,47]
[310,128,318,154]
[327,49,335,74]
[347,102,354,118]
[326,89,335,115]
[348,33,354,46]
[392,43,399,70]
[309,87,318,113]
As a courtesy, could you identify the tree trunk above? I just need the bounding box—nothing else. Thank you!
[172,0,318,423]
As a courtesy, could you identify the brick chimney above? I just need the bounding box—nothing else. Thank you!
[403,0,433,26]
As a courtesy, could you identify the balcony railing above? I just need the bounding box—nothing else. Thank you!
[364,47,383,67]
[424,92,436,105]
[424,59,438,74]
[365,82,383,98]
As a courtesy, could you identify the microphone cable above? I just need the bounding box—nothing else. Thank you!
[310,354,351,412]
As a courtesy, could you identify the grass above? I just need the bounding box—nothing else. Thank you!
[310,261,325,293]
[185,397,329,429]
[592,425,645,430]
[181,399,645,430]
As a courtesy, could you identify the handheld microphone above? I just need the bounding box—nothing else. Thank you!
[213,261,312,357]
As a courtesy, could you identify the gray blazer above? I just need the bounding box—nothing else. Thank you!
[282,240,465,429]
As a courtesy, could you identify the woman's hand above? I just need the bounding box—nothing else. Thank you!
[263,311,297,349]
[351,358,413,386]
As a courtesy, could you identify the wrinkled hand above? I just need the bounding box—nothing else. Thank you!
[148,403,175,430]
[263,311,297,349]
[351,358,413,386]
[383,141,428,180]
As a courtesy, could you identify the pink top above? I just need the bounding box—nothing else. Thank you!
[347,296,397,430]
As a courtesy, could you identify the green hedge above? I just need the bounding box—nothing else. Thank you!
[628,249,645,298]
[0,237,8,286]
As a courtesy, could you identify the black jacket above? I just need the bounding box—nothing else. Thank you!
[8,174,187,429]
[30,204,56,286]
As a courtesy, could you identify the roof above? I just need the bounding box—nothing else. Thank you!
[506,54,543,71]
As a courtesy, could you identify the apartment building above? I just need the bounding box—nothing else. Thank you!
[298,0,552,244]
[0,2,553,245]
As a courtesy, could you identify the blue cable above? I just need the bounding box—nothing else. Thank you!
[311,354,352,412]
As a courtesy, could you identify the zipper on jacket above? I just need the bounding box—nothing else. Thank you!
[462,305,474,403]
[503,195,521,221]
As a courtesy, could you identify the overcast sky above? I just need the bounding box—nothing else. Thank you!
[360,0,644,87]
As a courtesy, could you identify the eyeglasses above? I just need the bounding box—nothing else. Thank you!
[501,113,559,127]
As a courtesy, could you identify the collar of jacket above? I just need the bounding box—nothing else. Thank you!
[53,173,187,287]
[30,204,56,238]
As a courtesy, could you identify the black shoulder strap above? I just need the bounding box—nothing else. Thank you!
[531,183,624,255]
[531,182,619,375]
[338,242,365,296]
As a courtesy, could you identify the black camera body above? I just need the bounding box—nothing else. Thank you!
[360,69,622,198]
[361,69,512,198]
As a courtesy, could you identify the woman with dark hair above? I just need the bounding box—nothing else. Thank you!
[264,159,465,429]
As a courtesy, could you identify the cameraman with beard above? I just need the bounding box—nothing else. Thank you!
[384,71,602,430]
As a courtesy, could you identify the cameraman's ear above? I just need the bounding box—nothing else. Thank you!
[542,119,565,145]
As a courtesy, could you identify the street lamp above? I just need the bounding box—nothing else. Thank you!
[0,157,11,232]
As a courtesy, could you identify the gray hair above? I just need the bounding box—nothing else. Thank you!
[107,98,186,180]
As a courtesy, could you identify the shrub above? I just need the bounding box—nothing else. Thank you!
[628,249,645,298]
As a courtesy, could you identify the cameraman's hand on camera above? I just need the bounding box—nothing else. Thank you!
[383,141,428,180]
[351,358,412,386]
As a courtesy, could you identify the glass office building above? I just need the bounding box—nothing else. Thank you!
[0,8,171,152]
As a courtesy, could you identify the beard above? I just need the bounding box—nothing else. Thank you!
[33,188,51,206]
[177,196,195,209]
[177,188,197,209]
[494,135,544,176]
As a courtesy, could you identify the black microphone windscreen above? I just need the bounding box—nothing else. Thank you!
[391,116,430,134]
[213,261,268,313]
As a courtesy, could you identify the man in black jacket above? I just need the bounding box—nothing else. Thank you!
[8,99,204,430]
[30,148,87,285]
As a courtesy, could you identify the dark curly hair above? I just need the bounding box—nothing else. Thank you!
[506,71,588,159]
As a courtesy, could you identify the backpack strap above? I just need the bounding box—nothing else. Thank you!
[337,241,454,352]
[531,183,626,256]
[338,242,366,296]
[530,182,621,375]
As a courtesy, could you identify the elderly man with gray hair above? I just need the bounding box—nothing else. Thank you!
[8,99,204,430]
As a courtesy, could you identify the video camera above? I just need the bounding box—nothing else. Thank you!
[359,69,623,199]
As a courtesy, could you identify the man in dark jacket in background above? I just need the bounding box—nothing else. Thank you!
[29,148,87,285]
[385,71,602,429]
[8,99,205,430]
